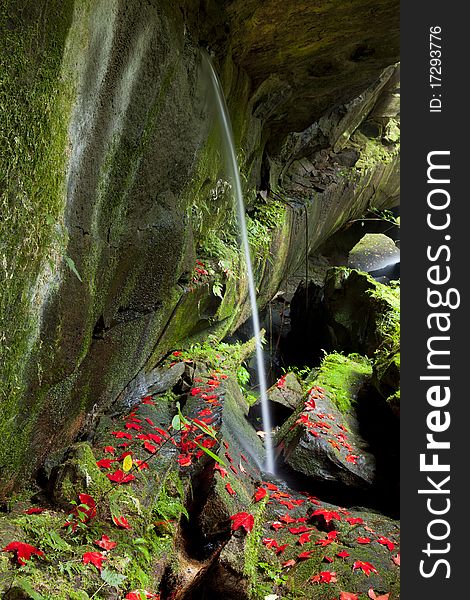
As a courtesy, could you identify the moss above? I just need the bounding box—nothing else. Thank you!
[352,130,399,172]
[243,498,268,597]
[0,0,92,492]
[314,352,373,413]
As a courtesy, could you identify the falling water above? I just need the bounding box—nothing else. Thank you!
[202,52,276,474]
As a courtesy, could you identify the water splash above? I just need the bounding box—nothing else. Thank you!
[202,52,276,474]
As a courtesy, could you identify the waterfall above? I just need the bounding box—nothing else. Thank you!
[202,52,276,474]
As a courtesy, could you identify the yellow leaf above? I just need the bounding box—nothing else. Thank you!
[122,455,133,472]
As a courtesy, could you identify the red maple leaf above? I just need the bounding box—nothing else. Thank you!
[298,550,313,560]
[2,542,44,565]
[225,483,236,496]
[311,508,341,524]
[262,538,278,549]
[337,550,350,559]
[141,396,155,405]
[134,460,149,470]
[125,592,159,600]
[392,553,400,566]
[24,508,45,515]
[96,458,114,469]
[254,487,267,502]
[357,537,371,544]
[282,559,296,568]
[263,482,278,491]
[352,560,378,576]
[346,454,359,464]
[106,470,136,484]
[214,463,227,477]
[377,536,395,551]
[280,514,296,524]
[310,571,337,584]
[298,533,311,545]
[190,387,201,396]
[289,525,311,534]
[143,441,157,454]
[230,512,254,534]
[177,454,192,467]
[103,446,116,454]
[340,593,359,600]
[271,521,284,531]
[316,538,333,547]
[368,589,390,600]
[112,515,131,529]
[111,431,133,439]
[125,422,143,431]
[346,517,364,525]
[276,543,288,555]
[83,551,107,571]
[94,535,117,550]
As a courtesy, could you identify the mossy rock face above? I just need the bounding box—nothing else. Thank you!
[1,0,399,496]
[275,354,376,489]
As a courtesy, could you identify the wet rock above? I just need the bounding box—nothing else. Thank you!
[276,354,376,489]
[268,373,303,410]
[348,233,400,273]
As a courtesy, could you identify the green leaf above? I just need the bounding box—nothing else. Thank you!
[64,255,83,282]
[191,418,217,440]
[195,442,226,466]
[212,282,223,299]
[100,568,127,588]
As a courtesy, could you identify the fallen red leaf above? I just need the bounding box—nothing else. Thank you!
[298,533,311,545]
[103,446,116,454]
[225,483,236,496]
[276,543,288,555]
[289,525,311,534]
[346,517,364,525]
[125,591,159,600]
[106,470,136,484]
[377,536,395,552]
[352,560,378,576]
[271,521,284,531]
[310,571,337,584]
[337,550,350,559]
[340,592,359,600]
[280,514,296,524]
[254,487,267,502]
[143,441,157,454]
[282,559,296,568]
[311,509,341,524]
[94,535,117,550]
[111,431,133,439]
[214,463,227,477]
[83,551,107,571]
[112,515,131,529]
[96,458,114,469]
[177,454,192,467]
[357,537,371,544]
[24,508,45,515]
[262,538,278,549]
[392,553,400,566]
[230,512,254,534]
[2,542,44,565]
[298,551,313,560]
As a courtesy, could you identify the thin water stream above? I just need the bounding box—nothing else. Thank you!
[202,52,276,474]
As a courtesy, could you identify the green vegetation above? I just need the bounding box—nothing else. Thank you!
[314,352,373,413]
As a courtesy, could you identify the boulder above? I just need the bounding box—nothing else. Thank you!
[276,354,376,490]
[348,233,400,273]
